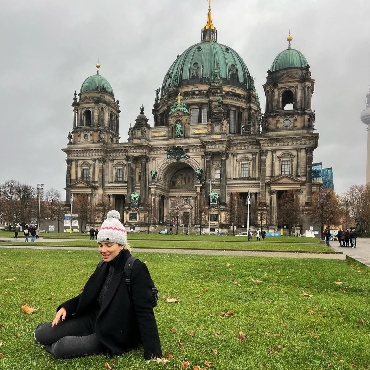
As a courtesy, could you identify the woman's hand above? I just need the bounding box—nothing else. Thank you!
[52,307,67,327]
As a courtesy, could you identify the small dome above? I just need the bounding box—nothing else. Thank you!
[161,41,254,94]
[81,72,114,95]
[361,107,370,125]
[270,48,308,72]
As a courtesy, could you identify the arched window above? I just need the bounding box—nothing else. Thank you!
[282,90,294,110]
[84,110,92,126]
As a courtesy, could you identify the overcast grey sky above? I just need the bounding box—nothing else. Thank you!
[1,0,369,199]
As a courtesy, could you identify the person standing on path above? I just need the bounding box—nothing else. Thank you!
[350,228,358,248]
[24,225,29,242]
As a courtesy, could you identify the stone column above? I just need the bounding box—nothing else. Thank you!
[220,151,227,204]
[126,156,133,204]
[73,109,77,128]
[305,148,313,203]
[270,190,277,226]
[259,150,268,202]
[92,159,96,183]
[271,150,276,178]
[205,152,213,198]
[74,160,78,181]
[140,156,148,204]
[252,153,257,178]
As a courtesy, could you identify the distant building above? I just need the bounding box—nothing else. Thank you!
[312,163,334,189]
[62,4,319,232]
[360,87,370,183]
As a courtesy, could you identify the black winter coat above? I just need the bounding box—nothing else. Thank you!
[58,249,162,359]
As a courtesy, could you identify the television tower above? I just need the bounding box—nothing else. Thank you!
[360,87,370,183]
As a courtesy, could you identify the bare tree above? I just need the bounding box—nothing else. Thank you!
[0,180,36,225]
[342,184,370,234]
[226,193,246,235]
[73,194,90,232]
[309,187,341,234]
[277,190,302,234]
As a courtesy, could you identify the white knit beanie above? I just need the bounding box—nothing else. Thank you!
[97,210,127,245]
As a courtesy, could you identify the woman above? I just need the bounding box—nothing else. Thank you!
[34,210,162,360]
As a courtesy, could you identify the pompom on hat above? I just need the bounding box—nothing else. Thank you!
[97,210,127,245]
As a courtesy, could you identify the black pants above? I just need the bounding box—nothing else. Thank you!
[34,312,106,359]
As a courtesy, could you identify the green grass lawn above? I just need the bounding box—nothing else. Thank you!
[0,232,332,253]
[0,249,369,369]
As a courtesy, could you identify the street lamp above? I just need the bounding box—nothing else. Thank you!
[70,194,74,233]
[37,184,44,229]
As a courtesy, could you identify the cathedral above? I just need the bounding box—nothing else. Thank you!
[62,4,319,233]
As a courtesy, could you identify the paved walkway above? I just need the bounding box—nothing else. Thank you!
[1,237,370,266]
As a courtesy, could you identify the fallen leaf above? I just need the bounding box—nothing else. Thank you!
[21,305,36,314]
[193,366,201,370]
[104,363,112,370]
[335,281,343,285]
[189,331,195,336]
[301,292,313,297]
[226,263,230,267]
[0,353,4,359]
[153,358,169,363]
[181,359,190,369]
[213,332,220,337]
[251,279,262,283]
[170,327,176,333]
[177,339,183,346]
[211,348,218,356]
[359,318,365,325]
[232,279,240,286]
[203,288,208,293]
[164,352,173,359]
[221,311,234,317]
[166,297,179,303]
[238,331,247,341]
[204,360,213,367]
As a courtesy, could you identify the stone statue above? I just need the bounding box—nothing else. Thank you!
[67,132,72,144]
[209,191,219,206]
[150,169,158,181]
[140,104,144,114]
[175,121,183,138]
[130,192,139,207]
[195,168,203,181]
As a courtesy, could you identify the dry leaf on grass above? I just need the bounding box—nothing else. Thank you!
[21,305,36,314]
[301,292,313,298]
[181,359,190,369]
[166,297,179,303]
[221,311,234,317]
[104,363,112,370]
[238,331,247,341]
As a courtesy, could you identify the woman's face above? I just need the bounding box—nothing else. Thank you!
[98,242,123,262]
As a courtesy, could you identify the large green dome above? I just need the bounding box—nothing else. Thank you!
[270,48,308,72]
[81,72,114,95]
[161,41,255,94]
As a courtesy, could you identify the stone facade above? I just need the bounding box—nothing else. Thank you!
[62,9,319,233]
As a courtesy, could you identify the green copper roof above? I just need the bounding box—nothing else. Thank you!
[81,72,114,95]
[270,48,308,72]
[169,100,189,115]
[162,41,254,93]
